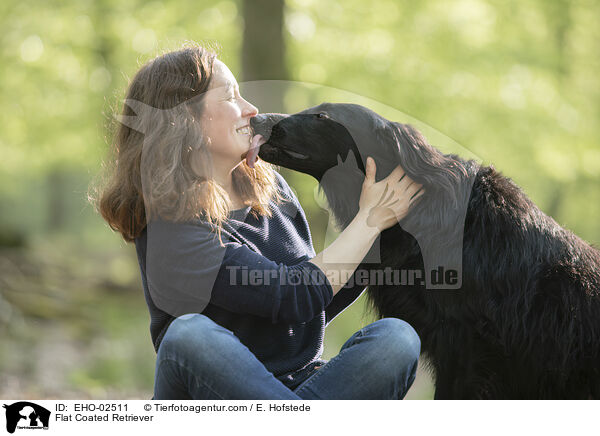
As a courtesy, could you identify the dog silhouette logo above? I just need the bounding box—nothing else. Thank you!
[2,402,50,434]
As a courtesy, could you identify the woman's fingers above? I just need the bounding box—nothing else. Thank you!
[389,187,425,218]
[375,183,390,207]
[381,185,396,206]
[360,159,425,230]
[379,180,423,209]
[405,181,423,197]
[409,189,425,204]
[396,171,417,189]
[385,164,405,182]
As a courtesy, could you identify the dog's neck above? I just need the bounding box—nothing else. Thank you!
[318,152,480,289]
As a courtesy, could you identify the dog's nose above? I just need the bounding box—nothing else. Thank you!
[250,114,269,138]
[250,113,289,139]
[250,114,268,130]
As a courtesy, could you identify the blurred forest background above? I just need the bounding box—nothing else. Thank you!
[1,0,598,400]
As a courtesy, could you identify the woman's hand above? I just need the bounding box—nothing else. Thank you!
[358,157,424,232]
[310,157,423,294]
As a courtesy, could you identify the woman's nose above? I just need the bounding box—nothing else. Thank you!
[242,99,259,117]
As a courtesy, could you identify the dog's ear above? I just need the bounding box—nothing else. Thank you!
[342,117,403,182]
[386,122,479,290]
[387,122,467,207]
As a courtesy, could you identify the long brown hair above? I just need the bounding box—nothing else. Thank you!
[89,43,281,243]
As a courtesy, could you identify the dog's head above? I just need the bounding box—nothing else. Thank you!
[251,103,470,217]
[250,103,364,180]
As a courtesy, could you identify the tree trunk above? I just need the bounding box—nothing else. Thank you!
[241,0,288,113]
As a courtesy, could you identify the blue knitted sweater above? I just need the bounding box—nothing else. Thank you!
[134,171,366,378]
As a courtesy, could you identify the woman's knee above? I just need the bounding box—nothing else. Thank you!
[367,317,421,365]
[159,313,232,357]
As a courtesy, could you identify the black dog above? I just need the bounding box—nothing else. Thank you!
[250,103,600,399]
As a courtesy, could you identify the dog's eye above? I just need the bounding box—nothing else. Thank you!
[316,112,328,119]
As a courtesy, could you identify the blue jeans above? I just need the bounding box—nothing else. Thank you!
[153,313,420,400]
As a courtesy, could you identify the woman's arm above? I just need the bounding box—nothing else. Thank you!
[145,220,336,324]
[308,213,379,296]
[309,157,424,295]
[145,158,422,323]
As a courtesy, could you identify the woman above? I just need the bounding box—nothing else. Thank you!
[93,44,424,400]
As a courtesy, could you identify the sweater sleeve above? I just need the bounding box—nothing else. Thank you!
[145,219,334,324]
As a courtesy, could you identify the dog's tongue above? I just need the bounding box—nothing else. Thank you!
[246,134,266,168]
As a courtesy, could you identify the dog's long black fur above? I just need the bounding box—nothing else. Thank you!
[250,103,600,399]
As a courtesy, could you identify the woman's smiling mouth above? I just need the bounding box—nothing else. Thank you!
[236,125,252,135]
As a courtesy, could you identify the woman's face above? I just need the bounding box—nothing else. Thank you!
[200,60,259,172]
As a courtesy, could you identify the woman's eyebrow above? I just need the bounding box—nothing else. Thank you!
[214,82,233,95]
[227,82,241,93]
[224,82,237,93]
